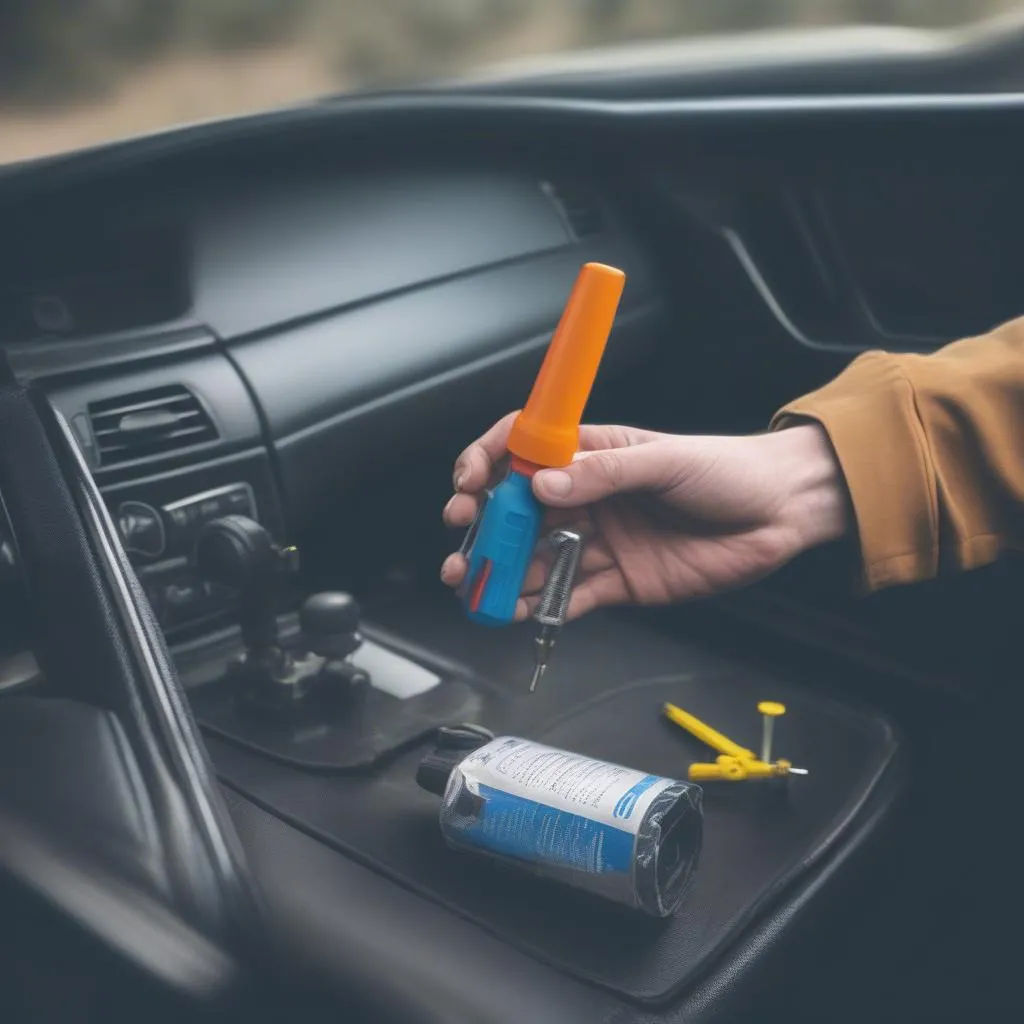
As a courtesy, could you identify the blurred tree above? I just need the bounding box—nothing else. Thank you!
[0,0,174,105]
[1,0,1021,109]
[0,0,326,105]
[174,0,314,51]
[321,0,528,85]
[838,0,1018,26]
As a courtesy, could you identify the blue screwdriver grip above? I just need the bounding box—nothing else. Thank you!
[461,470,543,627]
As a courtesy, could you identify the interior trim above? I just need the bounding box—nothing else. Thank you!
[40,395,263,943]
[5,325,215,383]
[275,299,658,449]
[5,92,1024,191]
[0,808,240,999]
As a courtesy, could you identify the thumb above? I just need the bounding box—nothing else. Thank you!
[533,442,672,507]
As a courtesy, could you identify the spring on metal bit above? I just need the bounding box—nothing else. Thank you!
[535,529,583,628]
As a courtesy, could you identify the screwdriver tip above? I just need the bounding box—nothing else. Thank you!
[788,767,809,775]
[529,664,546,692]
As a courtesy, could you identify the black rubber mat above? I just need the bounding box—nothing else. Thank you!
[206,609,902,1005]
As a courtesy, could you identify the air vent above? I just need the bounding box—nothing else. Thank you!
[87,385,217,467]
[542,181,607,240]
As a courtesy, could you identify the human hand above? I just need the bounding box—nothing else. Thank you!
[441,413,850,622]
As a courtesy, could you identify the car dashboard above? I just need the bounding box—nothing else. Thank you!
[0,162,646,636]
[0,90,1021,1022]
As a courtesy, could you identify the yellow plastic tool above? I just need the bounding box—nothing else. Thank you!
[663,701,809,783]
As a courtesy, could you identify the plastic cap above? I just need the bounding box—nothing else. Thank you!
[415,724,494,797]
[757,701,786,717]
[415,747,465,797]
[507,262,626,468]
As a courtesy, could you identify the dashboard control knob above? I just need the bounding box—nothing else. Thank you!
[300,592,363,660]
[195,515,298,655]
[116,501,166,559]
[195,515,279,590]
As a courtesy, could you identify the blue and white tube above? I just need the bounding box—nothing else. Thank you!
[418,733,704,917]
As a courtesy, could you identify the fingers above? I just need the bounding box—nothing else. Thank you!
[438,554,547,623]
[441,526,611,587]
[513,538,613,607]
[452,411,520,494]
[565,570,632,620]
[440,552,466,588]
[451,418,661,497]
[522,557,551,595]
[576,423,665,452]
[443,491,479,529]
[440,529,615,614]
[533,439,676,508]
[438,538,555,594]
[442,413,660,625]
[443,491,589,532]
[519,537,614,595]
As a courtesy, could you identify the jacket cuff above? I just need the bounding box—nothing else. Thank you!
[770,352,939,592]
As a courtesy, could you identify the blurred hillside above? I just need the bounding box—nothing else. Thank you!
[1,0,1021,162]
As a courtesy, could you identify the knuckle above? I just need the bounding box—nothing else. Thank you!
[590,450,624,491]
[607,424,638,449]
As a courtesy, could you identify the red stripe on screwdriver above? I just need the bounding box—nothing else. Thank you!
[468,558,493,613]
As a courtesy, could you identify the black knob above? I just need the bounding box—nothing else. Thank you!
[301,592,360,635]
[116,501,166,559]
[195,516,298,655]
[195,515,276,590]
[416,726,494,798]
[300,592,362,660]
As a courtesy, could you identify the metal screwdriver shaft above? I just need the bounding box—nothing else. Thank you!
[528,651,548,693]
[529,528,583,692]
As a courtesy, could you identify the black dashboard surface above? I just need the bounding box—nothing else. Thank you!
[7,93,1024,516]
[192,170,572,339]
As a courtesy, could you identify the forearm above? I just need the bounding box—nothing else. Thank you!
[771,315,1024,591]
[765,422,852,555]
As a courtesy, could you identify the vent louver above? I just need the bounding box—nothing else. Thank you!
[87,385,217,467]
[542,181,606,240]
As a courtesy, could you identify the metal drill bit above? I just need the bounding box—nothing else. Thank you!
[528,659,547,693]
[761,716,774,764]
[757,701,788,763]
[529,528,583,692]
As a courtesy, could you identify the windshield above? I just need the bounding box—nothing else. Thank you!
[1,1,1021,166]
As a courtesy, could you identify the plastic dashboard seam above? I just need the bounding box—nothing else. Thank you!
[217,242,575,350]
[273,300,659,449]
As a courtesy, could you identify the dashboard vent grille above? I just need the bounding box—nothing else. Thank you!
[88,385,217,467]
[542,181,606,240]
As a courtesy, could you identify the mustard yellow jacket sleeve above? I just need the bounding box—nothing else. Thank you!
[771,315,1024,592]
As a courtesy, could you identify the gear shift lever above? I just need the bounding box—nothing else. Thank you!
[196,516,368,715]
[301,592,362,659]
[298,591,369,695]
[187,518,482,770]
[196,515,308,713]
[196,515,299,656]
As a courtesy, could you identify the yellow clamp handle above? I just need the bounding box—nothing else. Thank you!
[662,702,756,761]
[663,702,801,782]
[688,755,793,782]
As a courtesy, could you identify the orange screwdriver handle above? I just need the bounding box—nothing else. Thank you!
[460,262,625,627]
[507,263,626,469]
